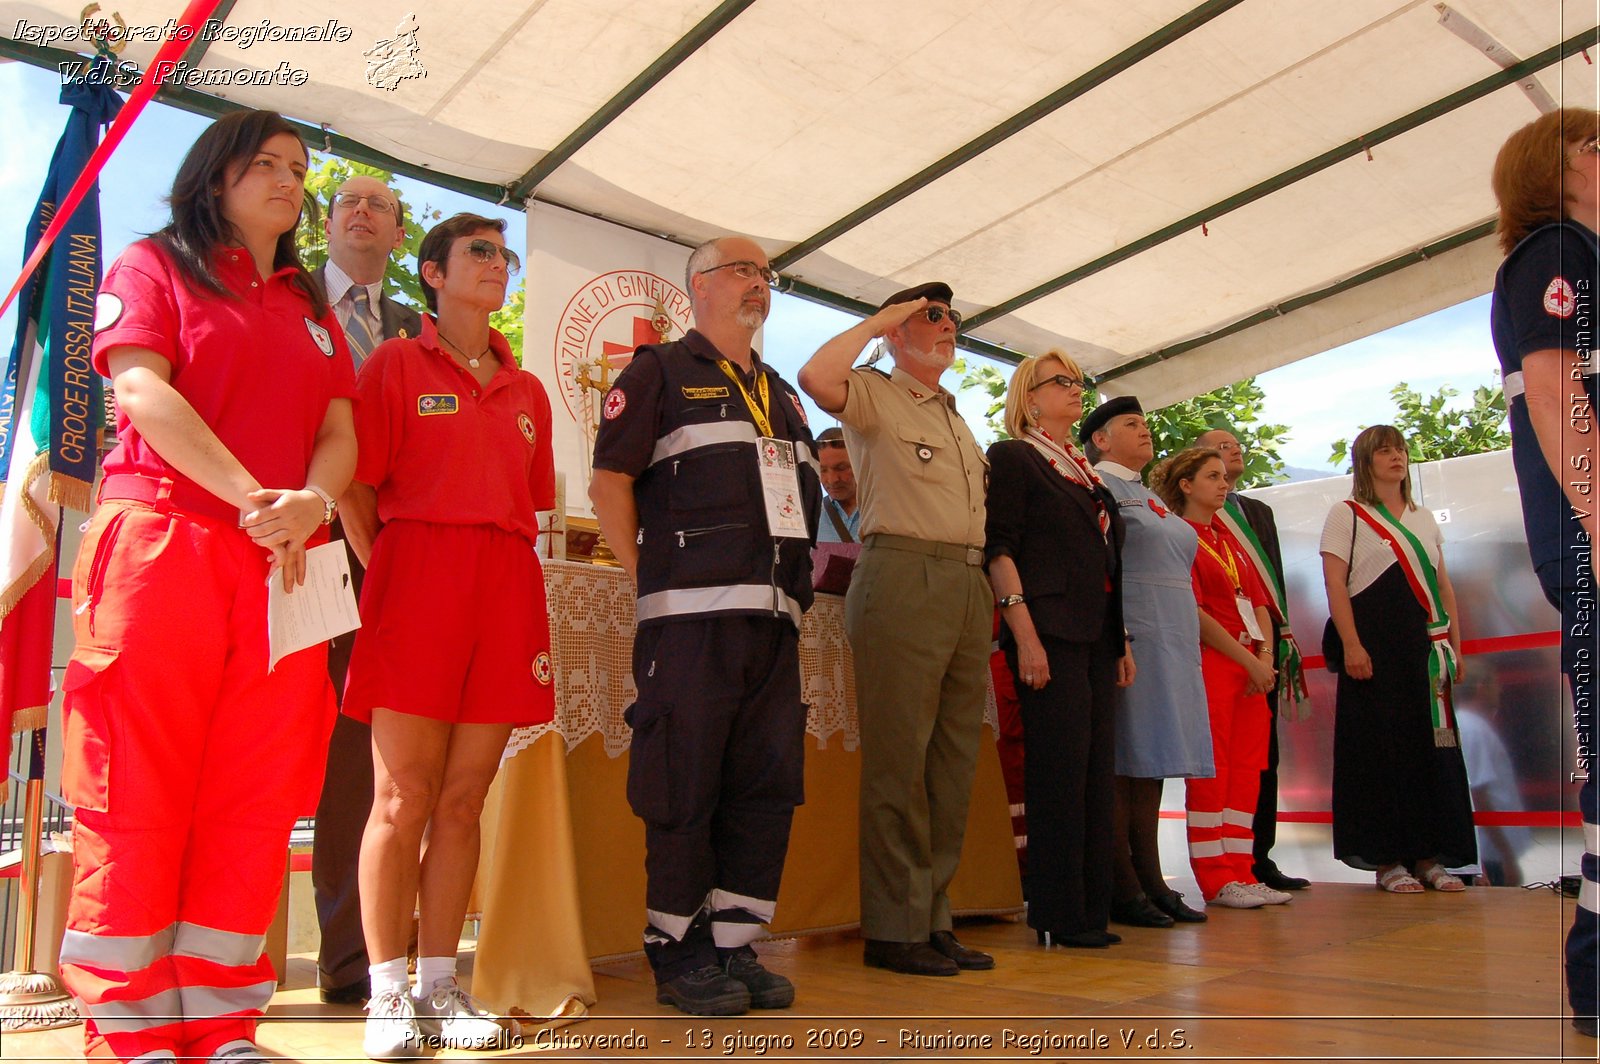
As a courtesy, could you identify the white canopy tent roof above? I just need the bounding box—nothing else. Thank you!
[3,0,1593,403]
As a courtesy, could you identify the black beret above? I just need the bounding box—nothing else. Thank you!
[878,281,953,310]
[1079,394,1144,444]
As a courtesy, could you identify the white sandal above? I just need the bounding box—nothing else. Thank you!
[1418,863,1466,892]
[1376,865,1423,893]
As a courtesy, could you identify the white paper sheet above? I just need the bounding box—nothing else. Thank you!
[268,541,361,671]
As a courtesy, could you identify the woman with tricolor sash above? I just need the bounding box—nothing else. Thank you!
[1320,425,1473,893]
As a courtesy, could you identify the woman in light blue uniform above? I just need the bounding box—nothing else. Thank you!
[1082,396,1212,927]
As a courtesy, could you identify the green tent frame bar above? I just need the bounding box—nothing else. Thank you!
[962,25,1600,333]
[1,15,1588,378]
[768,0,1244,273]
[507,0,756,202]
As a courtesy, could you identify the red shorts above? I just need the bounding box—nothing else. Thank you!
[343,520,555,726]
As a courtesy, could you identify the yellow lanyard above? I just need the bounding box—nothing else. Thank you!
[1196,529,1241,591]
[717,359,773,436]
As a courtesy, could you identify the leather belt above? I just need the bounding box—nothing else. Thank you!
[864,533,984,567]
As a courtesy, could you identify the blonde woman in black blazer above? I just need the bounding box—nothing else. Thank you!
[986,351,1133,949]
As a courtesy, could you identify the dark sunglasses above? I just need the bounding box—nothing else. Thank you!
[919,305,962,329]
[462,239,521,275]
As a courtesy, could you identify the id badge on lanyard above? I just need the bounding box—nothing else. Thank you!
[1235,593,1264,643]
[757,438,810,539]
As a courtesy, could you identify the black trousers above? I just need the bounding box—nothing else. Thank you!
[1251,682,1281,867]
[1007,634,1117,935]
[628,616,807,982]
[311,528,371,992]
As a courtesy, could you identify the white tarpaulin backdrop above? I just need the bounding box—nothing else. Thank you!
[525,202,692,502]
[2,0,1596,401]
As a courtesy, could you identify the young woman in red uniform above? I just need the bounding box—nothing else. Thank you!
[339,214,555,1060]
[62,110,356,1064]
[1151,448,1280,910]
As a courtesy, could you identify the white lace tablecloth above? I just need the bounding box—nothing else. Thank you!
[505,560,997,760]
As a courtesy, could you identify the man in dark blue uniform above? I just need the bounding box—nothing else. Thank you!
[1491,107,1599,1040]
[589,235,820,1017]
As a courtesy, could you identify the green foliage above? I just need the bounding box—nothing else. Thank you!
[1327,380,1510,468]
[956,358,1288,485]
[953,356,1009,438]
[490,281,527,368]
[294,155,526,364]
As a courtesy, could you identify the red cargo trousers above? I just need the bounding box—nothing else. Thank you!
[58,499,334,1061]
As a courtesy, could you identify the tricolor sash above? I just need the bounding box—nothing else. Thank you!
[1346,500,1459,747]
[1218,498,1311,719]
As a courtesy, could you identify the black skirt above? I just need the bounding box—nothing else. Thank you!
[1331,564,1477,870]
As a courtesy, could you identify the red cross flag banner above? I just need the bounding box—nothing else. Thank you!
[525,202,697,510]
[0,63,121,753]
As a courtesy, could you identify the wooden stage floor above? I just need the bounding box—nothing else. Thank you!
[5,884,1591,1062]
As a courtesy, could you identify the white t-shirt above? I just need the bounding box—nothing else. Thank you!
[1319,500,1444,598]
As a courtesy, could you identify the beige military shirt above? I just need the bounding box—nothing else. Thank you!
[838,365,988,546]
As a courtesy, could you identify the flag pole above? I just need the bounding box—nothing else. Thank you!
[0,729,77,1031]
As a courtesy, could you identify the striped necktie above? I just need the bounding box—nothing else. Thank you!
[343,287,380,367]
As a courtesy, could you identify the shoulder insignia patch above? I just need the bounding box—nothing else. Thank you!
[603,387,627,419]
[304,318,335,357]
[1544,276,1577,319]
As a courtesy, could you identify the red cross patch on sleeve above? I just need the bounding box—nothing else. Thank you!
[603,387,627,420]
[1544,277,1577,319]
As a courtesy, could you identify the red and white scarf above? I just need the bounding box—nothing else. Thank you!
[1024,427,1109,541]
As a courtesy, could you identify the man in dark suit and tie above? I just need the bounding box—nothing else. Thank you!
[1194,428,1310,894]
[312,175,423,1004]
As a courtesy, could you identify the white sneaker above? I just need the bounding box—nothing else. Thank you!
[1209,881,1269,909]
[1244,882,1292,905]
[414,979,506,1050]
[363,988,422,1061]
[208,1041,269,1063]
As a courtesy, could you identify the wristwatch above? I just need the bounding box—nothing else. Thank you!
[997,594,1025,608]
[307,484,338,526]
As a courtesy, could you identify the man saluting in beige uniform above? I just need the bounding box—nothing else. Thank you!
[798,282,994,977]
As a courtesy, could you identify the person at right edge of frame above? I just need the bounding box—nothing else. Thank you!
[589,235,820,1018]
[1491,107,1600,1041]
[798,282,995,978]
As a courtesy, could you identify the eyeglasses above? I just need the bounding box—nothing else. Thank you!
[1030,373,1085,392]
[461,239,521,275]
[697,260,780,287]
[331,192,397,215]
[919,305,962,329]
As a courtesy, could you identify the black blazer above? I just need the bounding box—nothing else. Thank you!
[984,439,1125,648]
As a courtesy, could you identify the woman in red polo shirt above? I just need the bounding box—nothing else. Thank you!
[339,214,555,1059]
[62,110,356,1064]
[1151,448,1280,911]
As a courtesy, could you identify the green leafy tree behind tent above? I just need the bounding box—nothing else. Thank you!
[957,358,1288,486]
[296,156,526,364]
[1327,380,1510,468]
